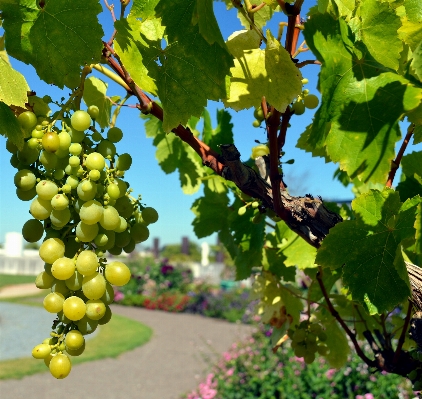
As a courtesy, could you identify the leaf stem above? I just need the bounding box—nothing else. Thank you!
[91,64,131,91]
[386,123,415,188]
[110,93,131,127]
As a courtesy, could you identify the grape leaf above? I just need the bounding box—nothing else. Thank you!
[0,101,25,149]
[224,30,302,112]
[139,0,233,132]
[411,40,422,82]
[195,0,226,49]
[27,96,51,117]
[1,0,103,88]
[397,176,422,202]
[262,248,296,282]
[316,189,417,312]
[279,285,303,326]
[201,108,234,153]
[226,30,261,58]
[130,0,160,19]
[413,125,422,144]
[296,123,330,161]
[398,3,422,52]
[0,58,29,107]
[237,1,274,30]
[404,0,422,23]
[114,18,159,96]
[359,0,402,70]
[334,0,355,20]
[323,316,350,368]
[0,35,9,65]
[82,77,111,129]
[304,13,422,184]
[401,151,422,177]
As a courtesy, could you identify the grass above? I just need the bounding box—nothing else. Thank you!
[0,274,36,289]
[0,299,153,380]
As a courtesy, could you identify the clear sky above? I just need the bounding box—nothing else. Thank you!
[0,0,356,249]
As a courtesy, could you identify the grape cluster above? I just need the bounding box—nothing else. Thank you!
[289,321,328,364]
[8,101,159,378]
[291,78,320,115]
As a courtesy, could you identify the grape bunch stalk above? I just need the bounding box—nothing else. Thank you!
[9,98,159,379]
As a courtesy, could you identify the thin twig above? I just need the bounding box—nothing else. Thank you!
[104,0,118,46]
[386,123,415,188]
[393,301,412,365]
[296,60,321,68]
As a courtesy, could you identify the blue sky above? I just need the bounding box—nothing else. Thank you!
[0,0,356,248]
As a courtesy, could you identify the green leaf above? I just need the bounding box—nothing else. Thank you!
[82,77,111,129]
[140,0,233,132]
[413,125,422,144]
[411,40,422,82]
[0,101,25,149]
[404,0,422,23]
[323,316,350,368]
[316,189,416,312]
[130,0,160,19]
[224,30,302,112]
[28,95,51,117]
[415,202,422,254]
[262,248,296,282]
[201,108,234,153]
[237,1,274,30]
[1,0,103,88]
[304,13,422,184]
[279,285,303,326]
[195,0,226,48]
[359,0,403,70]
[0,58,29,107]
[114,18,159,96]
[226,29,261,58]
[397,176,422,202]
[401,151,422,177]
[308,268,341,303]
[296,123,329,160]
[333,0,355,20]
[0,35,10,65]
[398,4,422,52]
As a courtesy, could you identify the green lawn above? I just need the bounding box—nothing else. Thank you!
[0,300,153,379]
[0,274,36,289]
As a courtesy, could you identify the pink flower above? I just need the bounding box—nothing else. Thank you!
[226,368,234,376]
[325,369,336,380]
[114,290,124,301]
[364,394,374,399]
[355,396,364,399]
[223,352,232,361]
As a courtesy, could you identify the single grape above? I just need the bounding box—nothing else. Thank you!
[18,111,38,130]
[115,230,131,248]
[94,233,108,247]
[49,353,71,379]
[130,223,149,243]
[42,131,60,153]
[22,219,44,242]
[116,153,132,171]
[39,238,65,264]
[43,292,65,313]
[252,120,261,128]
[253,107,264,121]
[65,270,84,291]
[105,261,131,286]
[89,170,100,181]
[85,152,105,171]
[77,180,97,201]
[317,344,329,355]
[17,141,39,165]
[50,208,71,228]
[99,206,120,230]
[97,139,116,158]
[63,296,86,321]
[318,332,327,342]
[53,169,66,180]
[75,221,99,242]
[51,194,69,210]
[304,352,316,364]
[51,279,70,296]
[82,272,106,299]
[96,229,115,250]
[303,94,319,109]
[65,330,85,351]
[301,78,309,84]
[35,271,55,289]
[238,206,247,216]
[30,197,53,220]
[68,155,80,168]
[107,183,121,200]
[77,315,99,335]
[114,178,127,198]
[36,180,59,200]
[40,151,58,169]
[100,282,115,305]
[141,207,158,224]
[98,305,112,325]
[293,328,306,342]
[75,250,98,276]
[58,131,71,150]
[51,257,75,280]
[106,127,123,143]
[85,299,106,320]
[16,186,37,201]
[42,95,53,103]
[66,341,85,356]
[114,216,128,233]
[71,110,91,131]
[292,101,305,115]
[27,137,40,149]
[6,139,18,154]
[32,343,51,359]
[114,196,133,218]
[66,175,79,189]
[69,127,85,143]
[79,200,103,225]
[91,131,103,142]
[87,105,100,120]
[108,246,123,256]
[123,238,136,254]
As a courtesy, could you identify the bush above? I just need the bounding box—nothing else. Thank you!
[183,328,415,399]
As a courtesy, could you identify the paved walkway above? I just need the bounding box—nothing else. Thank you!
[0,283,41,298]
[0,304,255,399]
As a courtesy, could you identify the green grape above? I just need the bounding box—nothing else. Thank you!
[66,341,85,356]
[71,110,91,131]
[89,169,100,181]
[39,238,65,264]
[65,270,84,291]
[49,353,71,379]
[79,199,103,225]
[65,330,85,350]
[17,186,37,201]
[43,95,52,103]
[35,271,55,289]
[69,128,85,143]
[115,230,131,248]
[32,129,44,139]
[36,180,59,200]
[91,131,103,142]
[100,282,115,305]
[301,78,309,84]
[44,354,53,367]
[116,153,132,171]
[61,184,72,194]
[87,105,100,120]
[58,131,71,150]
[85,299,106,320]
[98,305,112,325]
[141,207,158,224]
[307,333,317,343]
[85,152,105,171]
[82,272,106,299]
[40,151,58,169]
[51,194,69,211]
[64,236,80,258]
[53,169,66,180]
[97,139,116,158]
[114,196,133,218]
[303,89,310,95]
[304,352,316,364]
[32,343,51,359]
[51,257,76,280]
[251,201,259,208]
[76,250,98,276]
[50,208,71,228]
[113,178,127,198]
[252,120,261,128]
[318,332,327,342]
[107,183,121,200]
[14,169,37,191]
[17,142,39,165]
[51,279,71,296]
[105,261,131,286]
[107,127,123,143]
[108,246,123,256]
[114,216,128,233]
[251,144,269,159]
[42,131,60,153]
[66,175,79,189]
[43,292,65,313]
[22,219,44,242]
[99,206,120,230]
[27,137,40,149]
[96,229,115,250]
[18,111,38,130]
[10,154,21,169]
[309,323,322,334]
[63,296,86,321]
[77,180,97,201]
[6,139,18,154]
[293,328,306,342]
[294,344,307,358]
[303,94,319,109]
[69,155,80,167]
[317,344,329,355]
[76,221,99,242]
[130,223,149,243]
[123,238,136,253]
[253,107,264,121]
[238,206,247,216]
[292,101,305,115]
[76,315,98,335]
[94,233,108,247]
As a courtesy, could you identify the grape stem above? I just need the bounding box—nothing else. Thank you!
[296,60,322,68]
[386,123,415,188]
[91,64,131,91]
[110,93,131,127]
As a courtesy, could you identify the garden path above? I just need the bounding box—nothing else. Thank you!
[0,304,255,399]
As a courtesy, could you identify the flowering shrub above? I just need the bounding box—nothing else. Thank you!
[118,291,192,312]
[183,329,415,399]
